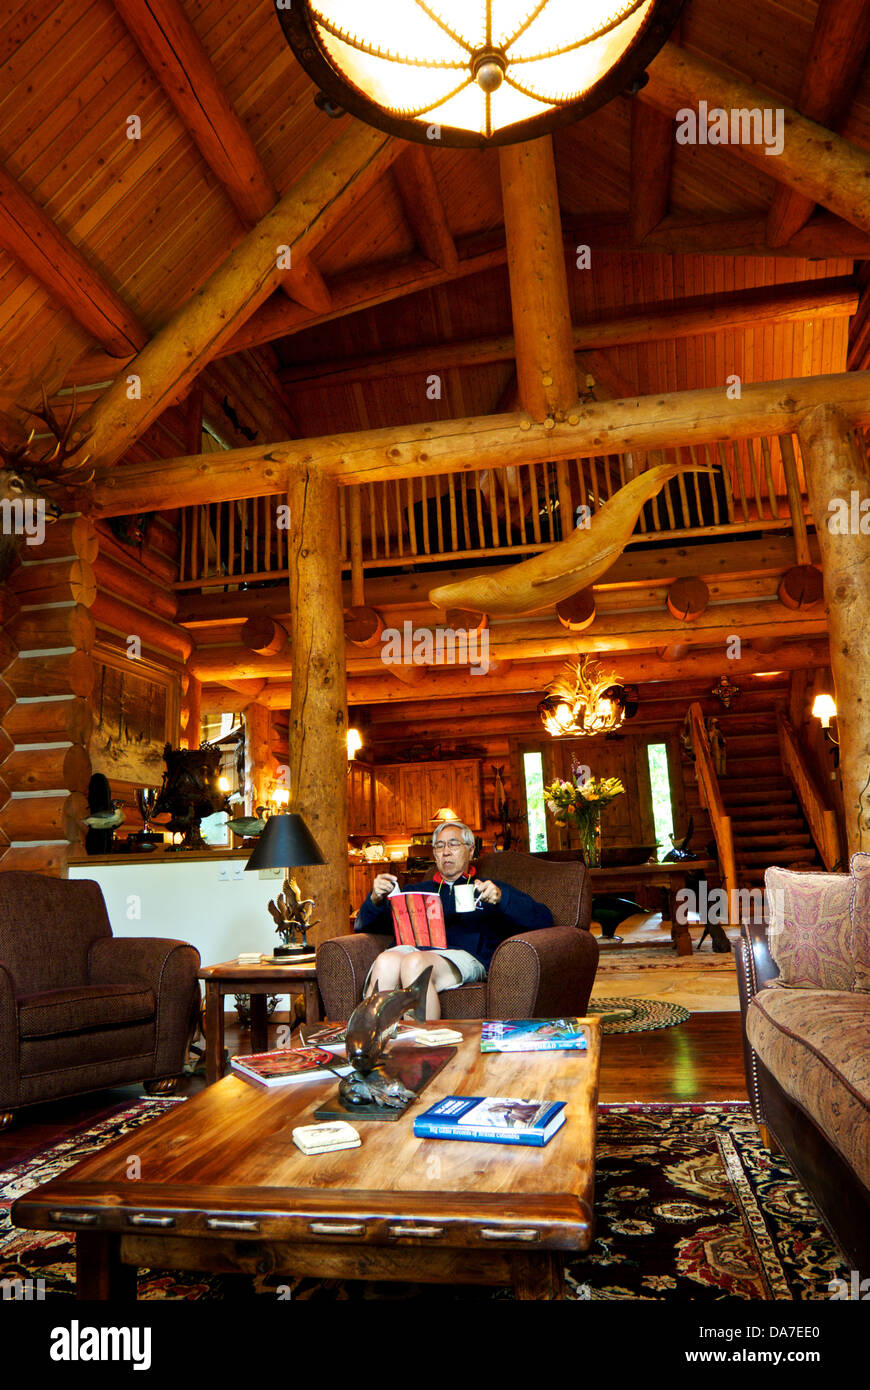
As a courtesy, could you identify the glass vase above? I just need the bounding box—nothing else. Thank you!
[577,808,602,868]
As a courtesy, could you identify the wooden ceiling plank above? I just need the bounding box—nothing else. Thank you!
[89,369,870,516]
[766,0,870,247]
[111,0,331,314]
[630,104,674,243]
[643,41,870,237]
[392,145,458,271]
[277,277,857,390]
[0,162,147,357]
[68,121,399,469]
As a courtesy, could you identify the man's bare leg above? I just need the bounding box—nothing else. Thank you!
[398,951,459,1019]
[367,948,404,993]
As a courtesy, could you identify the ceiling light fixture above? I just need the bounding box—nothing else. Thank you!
[538,656,633,737]
[275,0,685,148]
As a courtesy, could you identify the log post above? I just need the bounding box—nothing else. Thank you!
[797,403,870,854]
[244,702,275,813]
[499,138,578,421]
[287,470,349,938]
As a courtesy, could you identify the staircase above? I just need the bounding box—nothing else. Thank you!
[715,707,824,889]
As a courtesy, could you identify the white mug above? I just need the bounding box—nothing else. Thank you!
[453,883,479,913]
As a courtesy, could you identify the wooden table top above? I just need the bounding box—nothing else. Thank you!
[589,859,717,879]
[12,1021,601,1252]
[198,957,317,981]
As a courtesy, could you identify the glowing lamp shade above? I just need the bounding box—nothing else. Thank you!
[347,728,363,759]
[272,786,290,808]
[812,693,837,730]
[275,0,684,147]
[218,776,231,793]
[431,806,461,822]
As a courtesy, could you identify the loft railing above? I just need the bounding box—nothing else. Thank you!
[176,430,809,589]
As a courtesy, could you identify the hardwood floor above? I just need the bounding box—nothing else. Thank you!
[0,1013,748,1165]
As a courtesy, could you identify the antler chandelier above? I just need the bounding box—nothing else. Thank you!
[538,656,631,737]
[275,1,684,147]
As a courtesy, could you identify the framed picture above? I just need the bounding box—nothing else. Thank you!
[90,647,180,789]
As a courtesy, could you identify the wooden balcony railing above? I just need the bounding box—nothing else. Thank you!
[176,430,809,589]
[776,713,843,871]
[688,702,738,928]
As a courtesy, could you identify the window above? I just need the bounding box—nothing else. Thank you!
[523,751,548,852]
[646,743,674,858]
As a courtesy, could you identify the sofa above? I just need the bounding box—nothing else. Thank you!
[318,849,599,1021]
[736,854,870,1268]
[0,872,201,1129]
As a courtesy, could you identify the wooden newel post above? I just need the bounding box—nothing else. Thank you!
[797,403,870,856]
[287,468,349,939]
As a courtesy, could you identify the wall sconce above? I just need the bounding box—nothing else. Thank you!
[218,776,231,793]
[812,693,839,746]
[272,786,291,809]
[347,728,363,759]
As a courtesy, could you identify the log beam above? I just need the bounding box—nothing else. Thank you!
[287,471,349,940]
[766,0,870,246]
[111,0,330,313]
[392,146,458,270]
[277,278,857,390]
[797,404,870,855]
[643,41,870,235]
[91,371,870,516]
[499,138,577,420]
[69,123,399,468]
[0,164,147,357]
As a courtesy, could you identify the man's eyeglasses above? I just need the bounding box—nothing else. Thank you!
[434,840,465,851]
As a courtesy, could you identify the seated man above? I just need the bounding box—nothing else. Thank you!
[353,820,553,1018]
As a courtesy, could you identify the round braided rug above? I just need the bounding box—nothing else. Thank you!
[586,996,690,1032]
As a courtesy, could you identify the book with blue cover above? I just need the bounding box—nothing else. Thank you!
[480,1018,588,1053]
[413,1094,566,1147]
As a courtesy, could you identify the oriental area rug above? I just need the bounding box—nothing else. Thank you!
[0,1099,845,1302]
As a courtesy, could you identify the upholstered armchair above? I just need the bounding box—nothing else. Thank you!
[317,850,598,1021]
[0,872,200,1130]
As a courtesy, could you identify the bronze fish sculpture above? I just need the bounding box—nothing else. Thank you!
[344,966,432,1075]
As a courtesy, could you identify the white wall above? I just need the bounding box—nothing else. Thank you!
[70,859,289,1011]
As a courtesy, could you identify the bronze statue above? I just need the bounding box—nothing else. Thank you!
[337,967,432,1109]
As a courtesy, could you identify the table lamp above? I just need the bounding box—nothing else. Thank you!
[245,812,325,957]
[430,807,460,823]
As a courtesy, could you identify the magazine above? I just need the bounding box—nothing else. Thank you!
[413,1094,566,1147]
[390,891,447,948]
[480,1018,588,1053]
[229,1046,350,1088]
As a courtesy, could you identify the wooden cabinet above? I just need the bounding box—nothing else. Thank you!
[373,759,482,836]
[347,761,374,834]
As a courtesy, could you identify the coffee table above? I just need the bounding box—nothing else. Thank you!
[11,1020,600,1301]
[198,958,324,1085]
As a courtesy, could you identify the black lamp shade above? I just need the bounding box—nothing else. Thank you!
[244,813,325,871]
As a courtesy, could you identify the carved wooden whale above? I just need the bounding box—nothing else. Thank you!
[429,461,717,617]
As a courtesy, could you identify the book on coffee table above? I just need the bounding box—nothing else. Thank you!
[390,891,446,948]
[230,1046,350,1088]
[480,1019,588,1053]
[413,1094,566,1147]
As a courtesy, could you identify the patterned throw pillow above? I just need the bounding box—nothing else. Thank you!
[765,866,854,990]
[849,852,870,993]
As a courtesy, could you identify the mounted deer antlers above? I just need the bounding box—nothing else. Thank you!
[19,386,94,486]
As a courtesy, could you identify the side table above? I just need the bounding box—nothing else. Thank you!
[197,959,323,1085]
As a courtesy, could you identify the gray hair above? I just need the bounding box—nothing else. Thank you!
[432,821,475,850]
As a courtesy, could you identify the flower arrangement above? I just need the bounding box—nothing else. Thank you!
[544,766,626,867]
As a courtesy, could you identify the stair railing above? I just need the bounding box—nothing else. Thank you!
[776,713,843,871]
[688,702,738,927]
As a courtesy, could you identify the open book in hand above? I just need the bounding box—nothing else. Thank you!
[389,891,447,949]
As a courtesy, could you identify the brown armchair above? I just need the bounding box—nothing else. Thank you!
[0,872,200,1130]
[317,850,598,1021]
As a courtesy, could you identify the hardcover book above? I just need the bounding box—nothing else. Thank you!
[480,1018,588,1052]
[390,891,447,948]
[229,1046,350,1088]
[413,1094,566,1147]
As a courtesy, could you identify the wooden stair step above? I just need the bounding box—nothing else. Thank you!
[722,789,794,806]
[720,775,791,791]
[734,833,812,848]
[734,818,805,834]
[737,847,817,865]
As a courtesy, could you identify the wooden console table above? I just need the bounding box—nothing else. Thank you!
[198,959,324,1084]
[588,859,722,954]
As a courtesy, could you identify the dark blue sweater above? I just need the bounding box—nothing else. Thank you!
[353,877,553,972]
